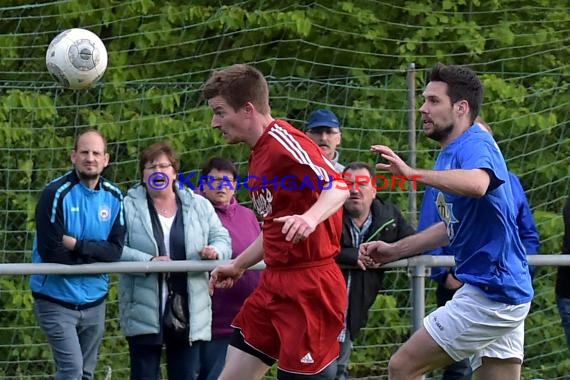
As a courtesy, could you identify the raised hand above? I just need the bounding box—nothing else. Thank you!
[371,145,413,178]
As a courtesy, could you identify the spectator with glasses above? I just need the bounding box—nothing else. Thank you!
[306,109,345,172]
[197,157,262,380]
[118,141,231,380]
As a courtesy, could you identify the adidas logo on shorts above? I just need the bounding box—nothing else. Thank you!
[300,352,314,364]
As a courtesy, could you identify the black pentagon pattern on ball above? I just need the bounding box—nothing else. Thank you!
[68,38,99,71]
[47,29,71,51]
[46,62,70,88]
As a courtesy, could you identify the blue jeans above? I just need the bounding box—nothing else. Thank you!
[128,339,201,380]
[335,331,351,380]
[197,336,230,380]
[34,298,106,380]
[557,297,570,349]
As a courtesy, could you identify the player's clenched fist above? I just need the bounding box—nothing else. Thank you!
[359,240,399,266]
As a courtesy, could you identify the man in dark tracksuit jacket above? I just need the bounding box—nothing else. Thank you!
[334,162,415,380]
[30,130,125,380]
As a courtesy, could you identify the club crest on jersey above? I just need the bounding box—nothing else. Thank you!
[251,188,273,217]
[99,205,111,221]
[436,191,458,241]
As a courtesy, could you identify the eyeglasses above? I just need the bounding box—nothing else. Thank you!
[307,129,340,136]
[210,177,235,186]
[145,163,172,170]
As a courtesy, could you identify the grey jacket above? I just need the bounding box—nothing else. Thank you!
[118,184,231,342]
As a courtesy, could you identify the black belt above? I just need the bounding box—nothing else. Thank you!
[32,292,106,311]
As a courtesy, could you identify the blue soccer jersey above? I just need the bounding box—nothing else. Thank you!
[432,125,533,305]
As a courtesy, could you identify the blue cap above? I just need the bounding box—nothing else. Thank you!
[306,109,341,129]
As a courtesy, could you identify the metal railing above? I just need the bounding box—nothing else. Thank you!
[1,254,567,379]
[3,254,566,332]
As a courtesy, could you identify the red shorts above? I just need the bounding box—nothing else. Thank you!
[232,259,347,374]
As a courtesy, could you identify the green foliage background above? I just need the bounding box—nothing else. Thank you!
[0,1,569,378]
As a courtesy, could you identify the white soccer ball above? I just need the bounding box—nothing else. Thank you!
[46,28,108,90]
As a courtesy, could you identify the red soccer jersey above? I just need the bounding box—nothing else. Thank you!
[248,119,343,267]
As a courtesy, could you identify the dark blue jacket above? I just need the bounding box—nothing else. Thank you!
[30,170,125,307]
[419,171,540,284]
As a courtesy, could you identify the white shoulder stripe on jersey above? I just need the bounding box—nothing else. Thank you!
[269,124,318,168]
[102,181,124,200]
[268,124,330,181]
[269,125,330,181]
[50,181,72,223]
[321,154,337,172]
[102,181,125,226]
